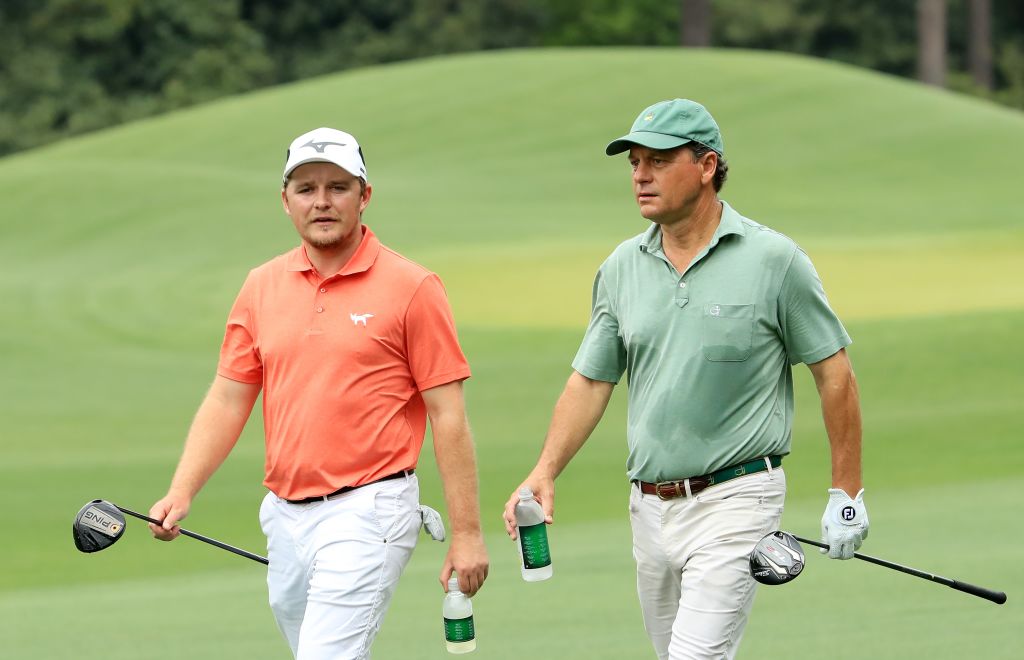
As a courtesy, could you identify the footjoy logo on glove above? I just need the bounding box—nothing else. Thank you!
[350,312,374,326]
[841,505,857,521]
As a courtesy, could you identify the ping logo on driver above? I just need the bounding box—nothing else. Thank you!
[81,507,122,536]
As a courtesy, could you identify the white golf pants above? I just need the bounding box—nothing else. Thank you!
[259,473,421,659]
[629,467,786,660]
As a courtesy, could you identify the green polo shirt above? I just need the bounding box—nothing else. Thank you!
[572,201,850,483]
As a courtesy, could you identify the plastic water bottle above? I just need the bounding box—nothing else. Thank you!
[514,487,553,581]
[443,576,476,654]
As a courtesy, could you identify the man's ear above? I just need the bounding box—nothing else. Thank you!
[701,152,718,185]
[360,182,373,214]
[281,187,290,214]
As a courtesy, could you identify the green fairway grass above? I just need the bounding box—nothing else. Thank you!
[1,48,1021,658]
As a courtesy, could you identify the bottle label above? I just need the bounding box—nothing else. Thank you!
[444,615,475,642]
[519,522,551,569]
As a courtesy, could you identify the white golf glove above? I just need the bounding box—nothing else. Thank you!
[820,488,869,560]
[419,505,446,542]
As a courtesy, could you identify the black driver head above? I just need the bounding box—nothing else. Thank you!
[750,531,805,585]
[73,500,126,553]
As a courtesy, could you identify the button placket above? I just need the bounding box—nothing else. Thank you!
[314,281,329,320]
[675,278,689,308]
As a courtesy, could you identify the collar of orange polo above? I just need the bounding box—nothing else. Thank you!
[286,225,381,277]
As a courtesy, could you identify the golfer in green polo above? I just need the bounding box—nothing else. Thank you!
[503,99,868,659]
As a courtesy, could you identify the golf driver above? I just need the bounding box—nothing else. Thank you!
[750,531,1006,605]
[749,531,805,585]
[73,499,268,565]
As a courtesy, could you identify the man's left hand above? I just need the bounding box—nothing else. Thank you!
[820,488,869,559]
[440,532,489,597]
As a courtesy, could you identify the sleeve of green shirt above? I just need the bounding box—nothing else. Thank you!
[778,246,852,365]
[572,263,627,383]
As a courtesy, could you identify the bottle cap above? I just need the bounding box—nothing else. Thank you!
[448,576,461,593]
[518,486,534,500]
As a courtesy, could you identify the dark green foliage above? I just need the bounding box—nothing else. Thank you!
[0,0,273,154]
[533,0,678,46]
[713,0,918,75]
[241,0,543,78]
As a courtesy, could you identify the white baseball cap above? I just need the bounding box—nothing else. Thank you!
[282,127,368,185]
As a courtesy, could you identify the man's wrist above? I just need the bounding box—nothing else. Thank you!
[166,485,195,501]
[830,481,862,496]
[529,465,558,482]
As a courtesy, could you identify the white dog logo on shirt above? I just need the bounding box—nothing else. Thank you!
[350,312,374,326]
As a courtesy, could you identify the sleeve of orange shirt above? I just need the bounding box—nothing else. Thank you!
[405,274,471,391]
[217,272,263,384]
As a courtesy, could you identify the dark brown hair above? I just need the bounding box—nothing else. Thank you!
[688,143,728,192]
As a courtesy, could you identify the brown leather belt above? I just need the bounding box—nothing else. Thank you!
[284,469,413,504]
[635,456,782,500]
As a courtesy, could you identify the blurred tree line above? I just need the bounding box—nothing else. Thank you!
[1,0,1022,156]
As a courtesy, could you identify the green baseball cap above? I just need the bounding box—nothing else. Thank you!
[605,98,724,156]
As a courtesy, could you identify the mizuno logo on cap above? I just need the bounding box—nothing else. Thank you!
[302,140,347,153]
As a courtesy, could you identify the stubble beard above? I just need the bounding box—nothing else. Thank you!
[303,218,361,251]
[305,233,346,250]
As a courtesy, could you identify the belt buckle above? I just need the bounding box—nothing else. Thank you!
[655,480,684,500]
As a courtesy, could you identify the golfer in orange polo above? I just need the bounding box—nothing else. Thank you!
[148,127,489,659]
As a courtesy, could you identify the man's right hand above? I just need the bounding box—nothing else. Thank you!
[502,474,555,540]
[148,494,191,541]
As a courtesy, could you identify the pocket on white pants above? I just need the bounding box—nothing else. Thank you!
[691,469,787,527]
[258,491,275,536]
[371,479,418,543]
[755,468,787,516]
[628,482,642,515]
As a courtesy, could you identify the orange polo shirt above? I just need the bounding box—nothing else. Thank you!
[217,225,471,500]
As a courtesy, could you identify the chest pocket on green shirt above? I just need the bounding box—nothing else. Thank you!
[702,303,754,361]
